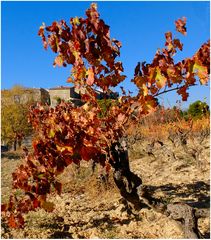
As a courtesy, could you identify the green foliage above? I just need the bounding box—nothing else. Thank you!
[98,99,118,117]
[55,96,62,105]
[187,100,209,119]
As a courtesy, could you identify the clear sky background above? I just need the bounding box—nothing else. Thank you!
[1,1,210,109]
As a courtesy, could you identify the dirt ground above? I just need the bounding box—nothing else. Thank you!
[1,136,210,239]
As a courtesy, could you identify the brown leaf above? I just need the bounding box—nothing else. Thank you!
[173,39,183,51]
[175,17,187,35]
[1,204,7,212]
[53,181,62,195]
[41,201,55,212]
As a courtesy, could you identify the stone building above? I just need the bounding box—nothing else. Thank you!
[22,88,50,105]
[48,86,82,107]
[2,85,119,107]
[48,86,119,107]
[1,87,50,105]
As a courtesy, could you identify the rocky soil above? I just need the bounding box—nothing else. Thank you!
[1,136,210,239]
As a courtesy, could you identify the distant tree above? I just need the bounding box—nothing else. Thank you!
[1,85,33,150]
[54,96,62,105]
[187,100,210,119]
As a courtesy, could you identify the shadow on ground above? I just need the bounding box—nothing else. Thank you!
[146,180,210,209]
[1,152,22,160]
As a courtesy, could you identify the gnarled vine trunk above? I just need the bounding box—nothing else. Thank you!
[109,141,208,239]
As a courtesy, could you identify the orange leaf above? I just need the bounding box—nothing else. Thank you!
[67,77,74,83]
[117,113,125,123]
[54,55,64,67]
[105,163,111,173]
[8,214,18,228]
[86,67,95,86]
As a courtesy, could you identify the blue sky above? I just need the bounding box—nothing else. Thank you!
[1,1,210,109]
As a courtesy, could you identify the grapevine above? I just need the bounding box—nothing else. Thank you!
[2,3,210,237]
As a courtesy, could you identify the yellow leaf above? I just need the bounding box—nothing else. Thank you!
[155,68,167,88]
[56,145,73,153]
[91,3,97,10]
[142,84,148,96]
[72,17,80,25]
[49,129,55,138]
[82,102,90,111]
[193,62,208,84]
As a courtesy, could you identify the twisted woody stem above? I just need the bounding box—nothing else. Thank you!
[109,141,207,239]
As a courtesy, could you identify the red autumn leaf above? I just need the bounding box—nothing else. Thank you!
[63,155,73,166]
[38,26,44,37]
[177,86,189,101]
[1,204,8,212]
[48,35,58,53]
[142,96,158,113]
[46,21,59,33]
[80,146,96,161]
[80,146,91,161]
[33,198,40,209]
[17,167,29,181]
[17,214,25,227]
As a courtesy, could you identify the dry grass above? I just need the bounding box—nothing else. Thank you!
[127,116,210,141]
